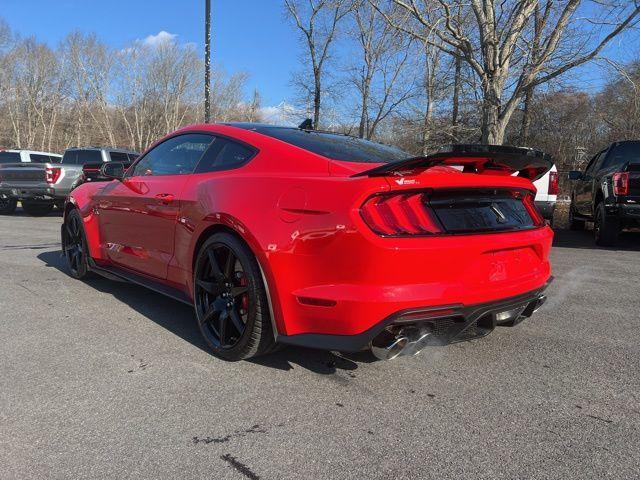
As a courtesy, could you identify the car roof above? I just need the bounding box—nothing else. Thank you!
[0,149,62,156]
[65,147,139,154]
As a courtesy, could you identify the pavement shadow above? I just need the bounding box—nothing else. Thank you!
[12,205,64,218]
[553,229,640,251]
[37,249,378,375]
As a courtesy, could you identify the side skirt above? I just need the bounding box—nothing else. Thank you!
[87,259,192,306]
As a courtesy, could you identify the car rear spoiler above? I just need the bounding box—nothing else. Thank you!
[352,144,553,181]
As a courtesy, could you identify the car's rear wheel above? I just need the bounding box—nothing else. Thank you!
[193,233,276,361]
[594,202,619,247]
[0,196,17,215]
[62,209,91,279]
[22,200,54,216]
[568,202,584,231]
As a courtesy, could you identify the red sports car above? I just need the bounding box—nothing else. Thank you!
[62,123,553,361]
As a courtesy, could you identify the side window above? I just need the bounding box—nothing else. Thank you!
[195,137,256,173]
[585,152,603,176]
[109,151,130,163]
[29,154,51,164]
[130,134,214,177]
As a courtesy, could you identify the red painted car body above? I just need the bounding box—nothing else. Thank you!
[65,123,553,354]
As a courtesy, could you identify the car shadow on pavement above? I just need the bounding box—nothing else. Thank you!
[553,229,640,251]
[37,250,378,375]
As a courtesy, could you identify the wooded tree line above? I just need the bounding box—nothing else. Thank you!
[286,0,640,178]
[0,19,261,154]
[1,1,639,189]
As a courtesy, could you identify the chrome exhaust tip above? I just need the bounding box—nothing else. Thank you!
[370,326,432,360]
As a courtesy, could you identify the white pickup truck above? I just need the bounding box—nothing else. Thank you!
[533,164,558,222]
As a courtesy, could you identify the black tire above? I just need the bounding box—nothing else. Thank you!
[0,197,17,215]
[594,202,619,247]
[568,202,584,231]
[22,200,54,217]
[193,233,276,361]
[62,209,91,279]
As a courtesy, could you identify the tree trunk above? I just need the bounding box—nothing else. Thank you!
[520,85,535,145]
[481,84,506,144]
[313,74,321,128]
[452,54,461,128]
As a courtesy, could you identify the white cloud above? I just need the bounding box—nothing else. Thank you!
[142,31,177,47]
[260,101,305,125]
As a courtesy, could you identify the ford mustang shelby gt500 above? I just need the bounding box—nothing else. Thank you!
[62,123,553,361]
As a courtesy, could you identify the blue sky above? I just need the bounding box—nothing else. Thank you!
[1,0,299,107]
[2,0,639,109]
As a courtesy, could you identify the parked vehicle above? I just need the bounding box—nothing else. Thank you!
[0,149,62,214]
[0,147,137,216]
[533,164,558,222]
[62,124,553,361]
[568,140,640,246]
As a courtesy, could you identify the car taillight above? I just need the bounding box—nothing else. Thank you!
[613,172,629,196]
[548,171,559,195]
[45,167,62,184]
[360,193,443,236]
[523,192,545,226]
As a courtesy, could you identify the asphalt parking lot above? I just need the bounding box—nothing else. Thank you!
[1,208,639,479]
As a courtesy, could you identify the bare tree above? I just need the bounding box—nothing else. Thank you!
[346,1,415,139]
[372,0,640,144]
[285,0,353,127]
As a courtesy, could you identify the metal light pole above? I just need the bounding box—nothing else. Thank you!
[204,0,211,123]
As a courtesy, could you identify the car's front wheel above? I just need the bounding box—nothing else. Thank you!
[0,196,17,215]
[193,233,276,361]
[21,200,54,216]
[62,209,91,279]
[594,202,619,247]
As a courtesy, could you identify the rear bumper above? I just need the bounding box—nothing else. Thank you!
[277,280,551,352]
[0,185,67,201]
[535,200,556,219]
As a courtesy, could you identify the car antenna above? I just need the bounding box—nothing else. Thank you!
[298,118,314,130]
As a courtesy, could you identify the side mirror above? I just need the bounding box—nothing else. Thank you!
[100,162,125,180]
[568,171,583,181]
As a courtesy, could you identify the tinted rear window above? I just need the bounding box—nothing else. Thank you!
[30,154,54,164]
[109,151,130,162]
[243,126,408,164]
[0,151,21,164]
[63,150,103,165]
[611,142,640,165]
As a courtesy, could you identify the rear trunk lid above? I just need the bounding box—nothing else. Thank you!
[345,144,552,236]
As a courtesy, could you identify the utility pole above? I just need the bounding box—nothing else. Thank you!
[204,0,211,123]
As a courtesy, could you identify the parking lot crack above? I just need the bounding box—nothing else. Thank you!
[220,454,260,480]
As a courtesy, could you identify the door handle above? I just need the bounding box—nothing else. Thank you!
[155,193,175,204]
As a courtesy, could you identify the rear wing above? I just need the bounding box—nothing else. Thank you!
[353,144,553,181]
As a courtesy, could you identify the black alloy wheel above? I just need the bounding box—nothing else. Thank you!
[194,233,276,361]
[63,209,90,279]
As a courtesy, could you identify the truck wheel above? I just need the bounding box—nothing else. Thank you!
[0,197,17,215]
[594,203,619,247]
[21,201,54,217]
[568,203,584,231]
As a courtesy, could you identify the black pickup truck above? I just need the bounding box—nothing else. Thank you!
[568,140,640,246]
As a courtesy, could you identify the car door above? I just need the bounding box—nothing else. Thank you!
[575,152,604,216]
[95,133,215,279]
